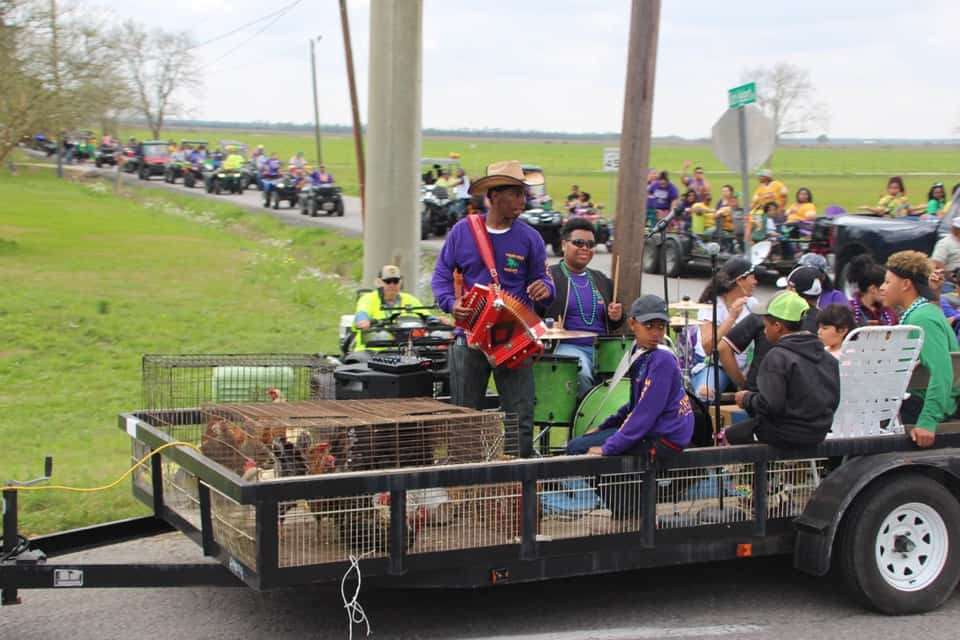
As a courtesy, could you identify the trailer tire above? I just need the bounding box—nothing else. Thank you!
[642,238,661,274]
[837,473,960,615]
[663,237,682,277]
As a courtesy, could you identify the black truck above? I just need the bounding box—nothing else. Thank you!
[822,198,959,285]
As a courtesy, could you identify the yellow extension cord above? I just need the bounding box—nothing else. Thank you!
[6,441,201,493]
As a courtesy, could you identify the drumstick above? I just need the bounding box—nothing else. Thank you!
[612,255,621,304]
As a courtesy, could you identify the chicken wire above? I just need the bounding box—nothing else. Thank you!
[187,400,517,478]
[141,354,336,414]
[767,459,827,520]
[537,464,757,540]
[278,483,523,567]
[210,488,257,571]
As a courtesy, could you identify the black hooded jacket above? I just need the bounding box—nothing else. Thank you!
[742,331,840,445]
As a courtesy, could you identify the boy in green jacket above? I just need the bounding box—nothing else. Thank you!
[881,250,960,447]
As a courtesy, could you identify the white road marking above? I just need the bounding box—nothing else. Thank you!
[467,623,766,640]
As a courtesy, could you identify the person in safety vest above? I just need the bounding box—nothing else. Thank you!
[351,265,425,355]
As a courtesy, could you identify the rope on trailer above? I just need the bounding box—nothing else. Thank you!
[341,553,372,639]
[5,441,201,494]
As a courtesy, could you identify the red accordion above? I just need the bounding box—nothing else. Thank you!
[456,283,546,369]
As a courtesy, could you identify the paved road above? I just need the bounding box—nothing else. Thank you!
[36,158,758,302]
[3,531,959,640]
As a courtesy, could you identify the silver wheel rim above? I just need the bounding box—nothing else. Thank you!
[875,501,948,592]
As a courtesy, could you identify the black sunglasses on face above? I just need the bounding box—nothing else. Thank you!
[383,278,400,285]
[569,239,596,249]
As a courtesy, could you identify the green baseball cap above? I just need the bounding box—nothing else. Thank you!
[751,291,808,322]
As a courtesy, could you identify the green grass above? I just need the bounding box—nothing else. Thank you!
[0,169,361,535]
[119,126,960,213]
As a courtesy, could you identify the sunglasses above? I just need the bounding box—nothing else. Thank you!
[569,239,596,249]
[382,278,400,285]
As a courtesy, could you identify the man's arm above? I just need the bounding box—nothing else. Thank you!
[744,350,789,418]
[719,338,746,389]
[915,321,955,434]
[431,228,460,314]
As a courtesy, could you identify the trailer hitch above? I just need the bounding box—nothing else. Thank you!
[3,456,54,605]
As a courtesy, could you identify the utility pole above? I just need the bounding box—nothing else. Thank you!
[309,36,323,166]
[339,0,366,223]
[610,0,660,305]
[363,0,422,292]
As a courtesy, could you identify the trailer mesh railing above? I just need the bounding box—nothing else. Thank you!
[141,354,336,413]
[210,488,256,571]
[278,494,388,567]
[767,458,827,520]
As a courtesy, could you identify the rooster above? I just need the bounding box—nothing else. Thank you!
[201,416,271,476]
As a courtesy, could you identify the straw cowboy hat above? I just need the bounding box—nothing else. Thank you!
[468,160,528,196]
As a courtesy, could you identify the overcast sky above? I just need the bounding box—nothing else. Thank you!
[93,0,960,139]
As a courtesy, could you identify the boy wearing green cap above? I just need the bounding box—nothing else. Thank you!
[726,291,841,447]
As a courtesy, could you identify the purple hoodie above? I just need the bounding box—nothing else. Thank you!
[432,217,555,313]
[600,347,694,455]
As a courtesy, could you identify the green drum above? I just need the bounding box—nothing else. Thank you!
[532,354,579,425]
[594,336,634,376]
[572,379,631,438]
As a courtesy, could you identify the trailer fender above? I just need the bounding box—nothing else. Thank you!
[793,449,960,576]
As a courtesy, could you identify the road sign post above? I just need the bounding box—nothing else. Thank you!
[728,82,757,249]
[603,147,619,213]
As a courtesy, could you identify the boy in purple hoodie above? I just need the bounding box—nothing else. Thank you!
[431,160,555,457]
[566,295,694,459]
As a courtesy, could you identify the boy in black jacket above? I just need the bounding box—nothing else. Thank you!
[725,290,840,447]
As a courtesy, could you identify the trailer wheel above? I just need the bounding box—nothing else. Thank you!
[642,238,661,274]
[662,237,682,277]
[838,474,960,615]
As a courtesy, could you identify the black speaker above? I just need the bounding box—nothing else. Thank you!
[334,364,435,399]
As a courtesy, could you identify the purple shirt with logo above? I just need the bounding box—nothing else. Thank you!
[432,217,555,314]
[647,182,679,210]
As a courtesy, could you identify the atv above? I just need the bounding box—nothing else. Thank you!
[264,175,301,209]
[93,144,118,168]
[135,141,172,180]
[517,164,564,255]
[420,184,452,239]
[299,183,345,217]
[204,168,244,195]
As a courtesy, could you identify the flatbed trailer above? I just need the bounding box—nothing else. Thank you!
[5,408,960,616]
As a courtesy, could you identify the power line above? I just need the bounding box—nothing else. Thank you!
[191,0,303,50]
[205,0,303,65]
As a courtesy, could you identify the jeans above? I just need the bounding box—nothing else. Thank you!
[554,343,595,398]
[566,425,618,454]
[450,339,535,457]
[690,364,732,401]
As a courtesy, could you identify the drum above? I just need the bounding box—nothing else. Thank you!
[572,379,631,438]
[532,354,579,425]
[594,336,633,376]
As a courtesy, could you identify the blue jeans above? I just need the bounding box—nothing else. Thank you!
[554,343,595,398]
[690,364,731,401]
[450,339,535,457]
[566,425,618,454]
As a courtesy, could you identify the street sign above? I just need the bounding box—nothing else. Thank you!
[728,82,757,109]
[710,104,775,174]
[602,147,620,172]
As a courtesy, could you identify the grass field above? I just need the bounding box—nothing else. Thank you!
[119,126,960,214]
[0,169,361,535]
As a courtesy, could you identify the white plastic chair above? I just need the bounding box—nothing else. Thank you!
[828,325,925,438]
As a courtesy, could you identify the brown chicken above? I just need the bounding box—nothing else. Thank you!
[304,441,337,475]
[200,416,271,476]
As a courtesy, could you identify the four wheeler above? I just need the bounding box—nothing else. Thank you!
[93,143,118,168]
[517,164,563,255]
[29,134,59,156]
[64,130,97,161]
[568,205,614,252]
[264,175,301,209]
[135,141,172,180]
[204,167,243,195]
[181,161,207,188]
[420,184,452,239]
[299,183,345,217]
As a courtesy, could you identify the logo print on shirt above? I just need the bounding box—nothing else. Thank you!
[503,252,525,274]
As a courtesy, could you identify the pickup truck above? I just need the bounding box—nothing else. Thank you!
[821,198,959,284]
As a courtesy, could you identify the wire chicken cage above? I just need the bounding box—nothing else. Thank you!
[141,353,336,412]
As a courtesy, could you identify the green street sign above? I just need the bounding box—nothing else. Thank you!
[728,82,757,109]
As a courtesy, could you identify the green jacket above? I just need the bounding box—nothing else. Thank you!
[902,301,960,431]
[353,289,423,351]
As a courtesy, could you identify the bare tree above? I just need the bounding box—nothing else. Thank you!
[116,21,198,140]
[741,62,829,141]
[0,0,125,164]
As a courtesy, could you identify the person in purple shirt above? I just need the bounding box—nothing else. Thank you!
[647,171,680,221]
[796,253,848,308]
[432,160,555,458]
[565,295,694,459]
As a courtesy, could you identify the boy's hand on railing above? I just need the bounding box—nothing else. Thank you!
[911,426,935,448]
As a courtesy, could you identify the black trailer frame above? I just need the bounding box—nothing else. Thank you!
[5,407,960,606]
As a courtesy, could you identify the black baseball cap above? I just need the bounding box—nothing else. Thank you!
[629,295,670,323]
[722,256,755,281]
[776,266,822,297]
